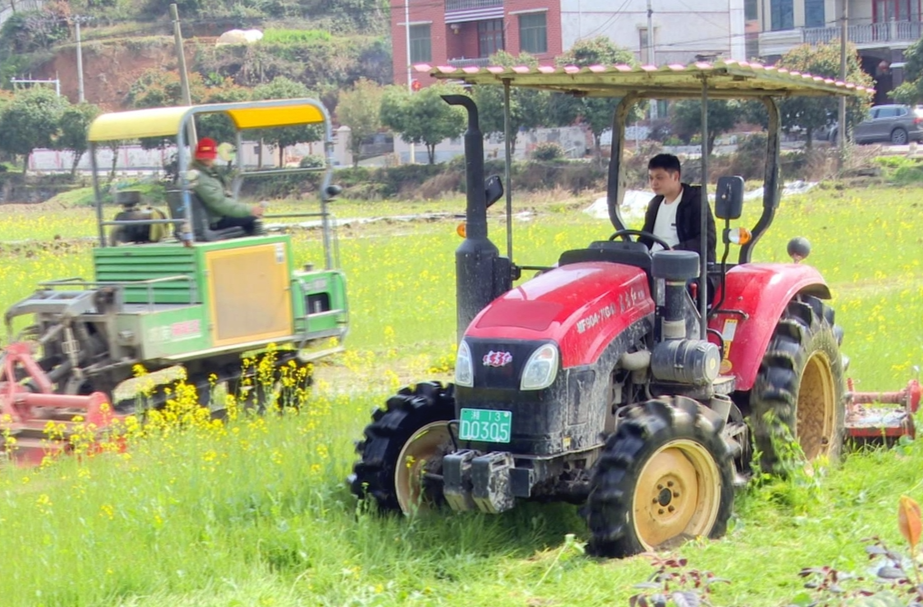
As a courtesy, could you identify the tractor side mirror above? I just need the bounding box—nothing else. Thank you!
[485,175,504,209]
[715,176,744,220]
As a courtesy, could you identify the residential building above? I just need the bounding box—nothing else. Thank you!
[391,0,747,88]
[756,0,920,102]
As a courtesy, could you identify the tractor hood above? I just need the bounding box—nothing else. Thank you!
[464,262,654,368]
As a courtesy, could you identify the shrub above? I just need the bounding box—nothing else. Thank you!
[531,142,565,162]
[299,155,325,169]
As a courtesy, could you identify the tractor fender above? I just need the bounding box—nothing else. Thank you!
[706,263,831,392]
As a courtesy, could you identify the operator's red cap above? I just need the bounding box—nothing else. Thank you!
[195,137,218,160]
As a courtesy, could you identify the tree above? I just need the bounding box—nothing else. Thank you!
[55,102,101,175]
[470,51,549,156]
[380,83,465,164]
[775,42,873,147]
[891,37,923,105]
[551,37,640,160]
[127,69,207,150]
[0,87,67,174]
[671,99,740,154]
[337,78,385,168]
[252,76,324,166]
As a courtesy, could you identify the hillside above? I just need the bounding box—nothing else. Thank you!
[0,0,392,111]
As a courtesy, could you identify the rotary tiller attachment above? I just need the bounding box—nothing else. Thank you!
[0,342,122,466]
[845,378,921,442]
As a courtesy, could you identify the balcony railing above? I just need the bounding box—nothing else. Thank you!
[445,0,502,11]
[447,57,492,67]
[803,20,922,45]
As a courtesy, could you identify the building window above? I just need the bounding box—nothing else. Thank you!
[744,0,758,21]
[874,0,921,21]
[409,24,431,63]
[770,0,794,30]
[519,13,547,54]
[639,27,653,64]
[804,0,825,27]
[478,19,504,58]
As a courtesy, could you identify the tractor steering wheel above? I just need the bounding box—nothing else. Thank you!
[607,229,673,252]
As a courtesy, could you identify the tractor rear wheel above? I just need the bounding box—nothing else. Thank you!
[586,396,735,558]
[748,294,845,474]
[349,382,455,514]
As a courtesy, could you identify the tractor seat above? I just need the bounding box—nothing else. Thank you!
[558,240,652,275]
[165,190,246,242]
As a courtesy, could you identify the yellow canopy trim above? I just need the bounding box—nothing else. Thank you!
[87,99,328,143]
[87,107,192,142]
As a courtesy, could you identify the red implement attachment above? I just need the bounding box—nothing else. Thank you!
[0,342,122,466]
[845,378,920,440]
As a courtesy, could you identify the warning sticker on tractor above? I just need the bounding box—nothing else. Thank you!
[275,243,285,263]
[720,318,738,373]
[148,320,203,344]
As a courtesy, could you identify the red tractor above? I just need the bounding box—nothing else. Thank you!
[350,62,905,557]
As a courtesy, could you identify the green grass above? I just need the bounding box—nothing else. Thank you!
[0,183,920,606]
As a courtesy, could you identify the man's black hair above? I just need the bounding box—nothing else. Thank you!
[648,153,682,175]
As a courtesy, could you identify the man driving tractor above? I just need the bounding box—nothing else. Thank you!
[187,137,265,236]
[641,153,717,262]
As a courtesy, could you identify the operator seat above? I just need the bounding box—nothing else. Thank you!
[165,190,246,242]
[558,240,653,276]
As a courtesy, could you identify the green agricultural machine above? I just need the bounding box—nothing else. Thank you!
[0,99,348,464]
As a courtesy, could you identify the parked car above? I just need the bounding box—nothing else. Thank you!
[820,104,923,145]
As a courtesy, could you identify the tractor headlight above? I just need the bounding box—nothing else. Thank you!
[520,343,559,391]
[455,340,474,387]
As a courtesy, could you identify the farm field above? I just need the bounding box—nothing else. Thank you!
[0,183,920,606]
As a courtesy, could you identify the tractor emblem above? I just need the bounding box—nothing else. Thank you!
[483,350,513,367]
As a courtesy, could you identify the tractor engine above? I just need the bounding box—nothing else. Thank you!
[649,250,721,388]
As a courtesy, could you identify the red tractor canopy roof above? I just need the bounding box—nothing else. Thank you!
[420,59,874,99]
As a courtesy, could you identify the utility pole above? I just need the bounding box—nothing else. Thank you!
[405,0,415,164]
[170,3,196,146]
[838,0,848,154]
[74,16,86,103]
[647,0,658,119]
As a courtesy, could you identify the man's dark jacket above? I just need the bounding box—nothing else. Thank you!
[639,183,717,263]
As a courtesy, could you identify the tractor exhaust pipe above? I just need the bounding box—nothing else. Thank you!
[443,95,502,342]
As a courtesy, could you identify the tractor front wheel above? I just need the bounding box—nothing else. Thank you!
[586,396,735,558]
[349,382,456,514]
[748,294,845,474]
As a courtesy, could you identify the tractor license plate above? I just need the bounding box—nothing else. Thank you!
[459,408,512,443]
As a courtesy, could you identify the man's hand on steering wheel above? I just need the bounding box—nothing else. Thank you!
[608,229,673,251]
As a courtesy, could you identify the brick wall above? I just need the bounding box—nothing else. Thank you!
[391,0,564,87]
[504,0,562,62]
[391,0,450,87]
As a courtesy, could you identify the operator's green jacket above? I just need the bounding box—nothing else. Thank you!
[187,159,253,225]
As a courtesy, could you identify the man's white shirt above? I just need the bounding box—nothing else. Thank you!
[651,188,682,252]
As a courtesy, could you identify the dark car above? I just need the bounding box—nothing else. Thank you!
[825,104,923,145]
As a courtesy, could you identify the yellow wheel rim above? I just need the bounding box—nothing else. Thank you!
[632,439,721,550]
[797,351,836,460]
[395,421,452,515]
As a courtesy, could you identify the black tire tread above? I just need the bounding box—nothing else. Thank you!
[748,294,846,474]
[586,396,736,558]
[348,381,455,512]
